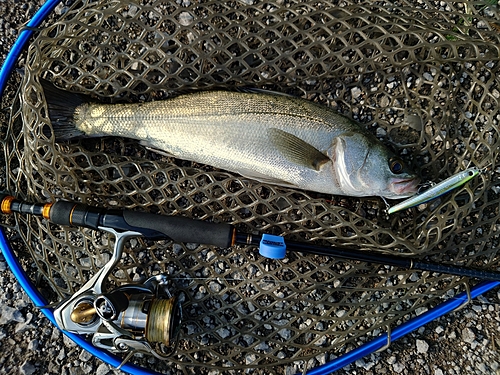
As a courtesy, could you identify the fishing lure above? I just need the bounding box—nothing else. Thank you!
[387,167,481,214]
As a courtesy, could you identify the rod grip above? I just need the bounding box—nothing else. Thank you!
[49,201,77,226]
[122,210,234,248]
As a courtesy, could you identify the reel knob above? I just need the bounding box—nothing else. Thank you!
[70,301,97,325]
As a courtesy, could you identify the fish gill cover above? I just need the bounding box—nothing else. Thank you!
[3,0,500,372]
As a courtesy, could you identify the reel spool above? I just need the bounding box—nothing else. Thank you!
[77,279,182,357]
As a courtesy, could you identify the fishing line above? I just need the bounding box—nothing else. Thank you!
[169,276,500,301]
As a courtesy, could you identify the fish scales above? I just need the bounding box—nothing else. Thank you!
[77,92,358,189]
[45,84,419,198]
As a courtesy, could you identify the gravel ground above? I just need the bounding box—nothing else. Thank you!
[0,1,499,375]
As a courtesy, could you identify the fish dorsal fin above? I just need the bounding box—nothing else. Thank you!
[268,128,329,171]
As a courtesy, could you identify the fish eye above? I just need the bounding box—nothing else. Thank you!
[389,158,404,174]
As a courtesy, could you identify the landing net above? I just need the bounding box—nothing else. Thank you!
[4,0,500,372]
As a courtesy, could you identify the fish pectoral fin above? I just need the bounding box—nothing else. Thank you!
[268,128,329,171]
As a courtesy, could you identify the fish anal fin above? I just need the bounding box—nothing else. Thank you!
[237,168,299,189]
[268,128,329,171]
[235,87,296,97]
[140,141,176,158]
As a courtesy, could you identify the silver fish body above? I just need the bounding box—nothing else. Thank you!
[47,87,419,198]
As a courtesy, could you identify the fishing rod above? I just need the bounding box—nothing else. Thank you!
[1,193,499,364]
[1,194,499,281]
[2,172,486,369]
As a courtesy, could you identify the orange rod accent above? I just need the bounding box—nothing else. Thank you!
[69,204,77,225]
[1,196,15,214]
[42,203,53,220]
[231,228,237,246]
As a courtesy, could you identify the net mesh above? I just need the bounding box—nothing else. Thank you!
[3,0,500,372]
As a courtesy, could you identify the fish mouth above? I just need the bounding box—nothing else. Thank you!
[391,176,420,197]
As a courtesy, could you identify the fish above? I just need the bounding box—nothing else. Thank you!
[387,167,481,214]
[41,80,419,199]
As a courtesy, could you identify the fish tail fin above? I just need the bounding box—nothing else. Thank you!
[40,79,88,140]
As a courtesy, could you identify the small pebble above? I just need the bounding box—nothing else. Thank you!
[279,328,291,340]
[178,11,194,26]
[416,339,429,354]
[423,72,433,81]
[217,328,230,339]
[392,362,405,373]
[27,339,39,351]
[57,348,66,361]
[462,327,476,343]
[79,349,93,362]
[19,360,36,375]
[351,87,362,100]
[0,305,25,325]
[63,335,77,348]
[95,363,111,375]
[376,127,387,137]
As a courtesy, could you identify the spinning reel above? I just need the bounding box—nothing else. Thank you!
[53,228,182,362]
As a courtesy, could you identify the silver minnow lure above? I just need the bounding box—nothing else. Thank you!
[42,80,419,199]
[387,167,481,214]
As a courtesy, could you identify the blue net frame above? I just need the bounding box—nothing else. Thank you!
[0,1,498,374]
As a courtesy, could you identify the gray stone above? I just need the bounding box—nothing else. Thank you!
[416,339,429,354]
[63,334,77,348]
[79,349,93,362]
[28,339,40,351]
[351,87,362,100]
[19,360,36,375]
[51,327,61,341]
[95,363,111,375]
[423,72,434,81]
[82,363,94,374]
[462,327,475,343]
[392,362,405,373]
[57,348,66,361]
[0,305,24,325]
